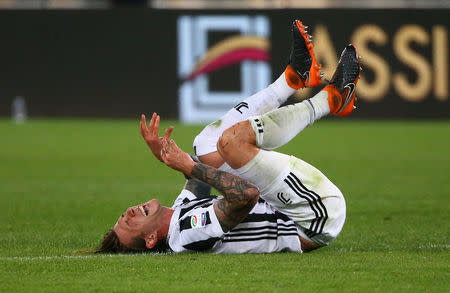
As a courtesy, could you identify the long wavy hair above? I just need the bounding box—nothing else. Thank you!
[78,229,169,254]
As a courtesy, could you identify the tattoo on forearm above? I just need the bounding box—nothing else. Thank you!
[191,163,255,201]
[191,163,259,231]
[184,178,212,198]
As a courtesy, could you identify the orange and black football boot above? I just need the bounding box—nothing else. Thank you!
[284,20,323,89]
[324,44,361,116]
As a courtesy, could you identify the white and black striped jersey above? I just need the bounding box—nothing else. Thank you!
[167,190,302,254]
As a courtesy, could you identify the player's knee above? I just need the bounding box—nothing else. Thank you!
[217,124,238,159]
[217,121,258,169]
[218,121,254,153]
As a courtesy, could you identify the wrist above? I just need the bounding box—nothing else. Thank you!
[185,161,197,176]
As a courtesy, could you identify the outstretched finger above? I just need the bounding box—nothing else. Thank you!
[153,115,160,136]
[148,112,157,134]
[140,114,147,135]
[164,126,174,140]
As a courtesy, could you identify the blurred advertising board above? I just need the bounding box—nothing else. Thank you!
[0,9,448,121]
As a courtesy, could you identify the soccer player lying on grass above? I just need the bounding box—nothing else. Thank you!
[96,20,361,254]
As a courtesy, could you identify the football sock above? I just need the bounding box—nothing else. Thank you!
[195,71,297,142]
[249,89,331,150]
[271,71,297,99]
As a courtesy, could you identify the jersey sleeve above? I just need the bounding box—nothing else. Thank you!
[168,204,224,252]
[171,189,198,208]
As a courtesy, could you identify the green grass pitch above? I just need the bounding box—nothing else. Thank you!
[0,118,448,292]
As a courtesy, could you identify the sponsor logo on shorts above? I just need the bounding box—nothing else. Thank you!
[277,192,292,205]
[234,102,249,114]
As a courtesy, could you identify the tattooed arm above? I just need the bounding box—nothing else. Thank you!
[182,154,212,198]
[183,178,212,198]
[191,164,259,232]
[160,138,259,232]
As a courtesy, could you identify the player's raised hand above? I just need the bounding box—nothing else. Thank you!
[140,112,174,162]
[160,137,195,175]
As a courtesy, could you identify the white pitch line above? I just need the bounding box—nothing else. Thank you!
[1,244,448,261]
[418,243,450,249]
[0,254,161,261]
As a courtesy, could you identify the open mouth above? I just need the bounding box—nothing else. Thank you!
[138,205,148,216]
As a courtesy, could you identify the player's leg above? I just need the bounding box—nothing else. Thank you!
[248,44,361,151]
[218,44,361,169]
[209,45,360,252]
[193,72,295,168]
[194,20,321,168]
[216,46,360,250]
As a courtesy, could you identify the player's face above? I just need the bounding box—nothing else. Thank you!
[113,199,162,249]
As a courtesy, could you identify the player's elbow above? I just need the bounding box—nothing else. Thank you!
[243,186,260,208]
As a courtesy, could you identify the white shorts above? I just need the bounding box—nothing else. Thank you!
[193,134,220,157]
[218,149,346,246]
